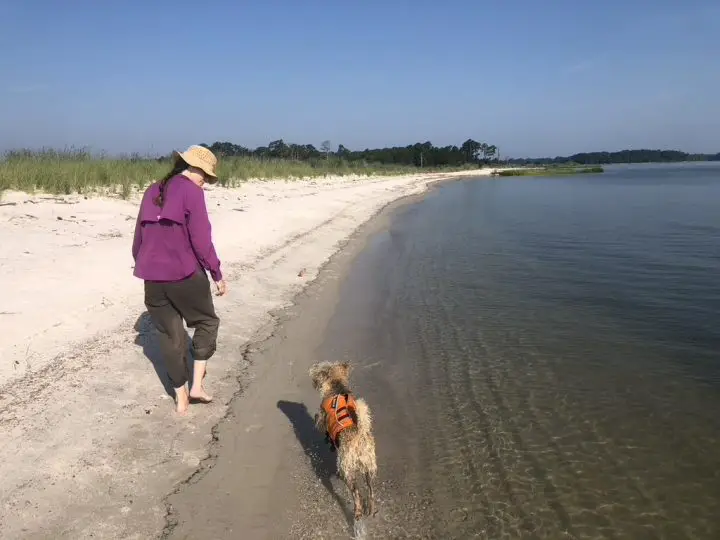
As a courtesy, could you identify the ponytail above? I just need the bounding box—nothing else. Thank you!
[153,158,188,207]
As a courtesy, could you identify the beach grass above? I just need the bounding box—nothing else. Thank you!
[0,149,477,198]
[494,166,604,177]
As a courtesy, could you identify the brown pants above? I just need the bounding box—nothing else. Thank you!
[144,270,220,388]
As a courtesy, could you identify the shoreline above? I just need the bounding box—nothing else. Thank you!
[0,169,488,538]
[163,168,452,538]
[162,165,720,539]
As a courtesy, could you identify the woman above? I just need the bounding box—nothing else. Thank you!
[132,144,227,415]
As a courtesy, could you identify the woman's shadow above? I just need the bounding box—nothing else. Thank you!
[133,311,193,396]
[276,400,355,527]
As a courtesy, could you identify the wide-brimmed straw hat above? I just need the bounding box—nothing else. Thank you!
[172,145,219,183]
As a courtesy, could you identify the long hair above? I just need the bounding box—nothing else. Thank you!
[153,158,188,207]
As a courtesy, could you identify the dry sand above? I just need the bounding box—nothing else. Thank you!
[0,170,490,539]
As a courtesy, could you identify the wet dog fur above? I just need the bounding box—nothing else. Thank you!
[309,361,377,520]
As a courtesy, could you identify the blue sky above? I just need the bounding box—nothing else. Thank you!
[1,0,719,157]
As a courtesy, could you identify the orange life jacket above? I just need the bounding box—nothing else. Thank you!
[321,393,357,447]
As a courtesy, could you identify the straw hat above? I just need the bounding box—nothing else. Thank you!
[172,145,219,183]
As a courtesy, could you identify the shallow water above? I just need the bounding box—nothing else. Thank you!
[319,163,720,539]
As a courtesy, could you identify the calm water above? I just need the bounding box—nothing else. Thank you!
[319,163,720,539]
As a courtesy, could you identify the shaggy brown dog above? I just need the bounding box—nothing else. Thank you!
[309,361,377,520]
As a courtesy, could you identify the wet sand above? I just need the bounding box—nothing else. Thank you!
[164,188,437,539]
[167,170,720,540]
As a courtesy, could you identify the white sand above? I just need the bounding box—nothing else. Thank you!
[0,169,489,538]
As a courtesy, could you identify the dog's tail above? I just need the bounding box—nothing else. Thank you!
[353,397,373,435]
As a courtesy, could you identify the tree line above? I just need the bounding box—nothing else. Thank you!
[196,139,498,167]
[4,143,718,168]
[192,141,720,167]
[508,149,720,166]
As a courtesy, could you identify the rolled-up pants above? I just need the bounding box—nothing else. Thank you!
[144,269,220,387]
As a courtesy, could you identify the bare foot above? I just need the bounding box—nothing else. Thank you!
[175,385,190,415]
[189,384,213,404]
[190,362,212,404]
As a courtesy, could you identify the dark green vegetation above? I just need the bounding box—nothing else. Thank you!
[494,166,604,177]
[2,139,717,197]
[509,149,720,166]
[203,138,498,168]
[0,139,495,196]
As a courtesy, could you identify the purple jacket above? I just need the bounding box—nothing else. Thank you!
[132,175,223,282]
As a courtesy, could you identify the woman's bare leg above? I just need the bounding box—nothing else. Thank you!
[189,360,213,402]
[175,384,190,415]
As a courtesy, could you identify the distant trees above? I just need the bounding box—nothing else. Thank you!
[508,149,720,166]
[320,140,332,160]
[457,141,497,163]
[200,138,498,168]
[197,141,720,168]
[337,144,350,158]
[460,139,481,162]
[484,144,498,161]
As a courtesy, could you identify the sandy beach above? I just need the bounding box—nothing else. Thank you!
[0,169,489,539]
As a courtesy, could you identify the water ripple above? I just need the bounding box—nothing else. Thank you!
[320,164,720,539]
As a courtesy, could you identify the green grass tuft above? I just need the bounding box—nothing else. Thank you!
[493,166,604,177]
[0,149,476,197]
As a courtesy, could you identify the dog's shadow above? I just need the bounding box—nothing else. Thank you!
[276,400,355,528]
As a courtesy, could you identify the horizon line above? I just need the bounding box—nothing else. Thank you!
[2,143,719,162]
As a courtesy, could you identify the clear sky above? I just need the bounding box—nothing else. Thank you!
[1,0,719,157]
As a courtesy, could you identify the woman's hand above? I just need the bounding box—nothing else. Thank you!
[215,279,227,296]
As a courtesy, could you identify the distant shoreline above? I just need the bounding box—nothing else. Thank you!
[506,149,720,167]
[2,145,718,197]
[493,165,604,177]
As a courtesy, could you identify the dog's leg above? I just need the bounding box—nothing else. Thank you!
[365,471,376,516]
[349,479,363,521]
[324,432,336,452]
